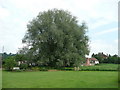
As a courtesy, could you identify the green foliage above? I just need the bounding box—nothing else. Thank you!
[20,63,28,70]
[2,52,16,65]
[107,55,119,64]
[92,53,104,63]
[39,67,48,71]
[13,69,22,72]
[31,67,40,71]
[22,9,89,67]
[92,53,120,64]
[4,56,17,71]
[2,52,16,60]
[15,54,27,61]
[59,67,74,71]
[30,66,49,71]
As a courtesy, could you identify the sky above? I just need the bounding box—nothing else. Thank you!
[0,0,119,57]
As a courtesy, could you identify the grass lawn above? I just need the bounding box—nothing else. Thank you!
[80,64,118,71]
[2,71,118,88]
[0,70,2,89]
[92,64,118,69]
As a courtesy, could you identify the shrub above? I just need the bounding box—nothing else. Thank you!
[13,69,22,72]
[39,67,48,71]
[20,63,28,70]
[31,67,40,71]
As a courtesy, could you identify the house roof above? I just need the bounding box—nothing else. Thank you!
[103,55,108,58]
[88,58,98,61]
[98,53,108,58]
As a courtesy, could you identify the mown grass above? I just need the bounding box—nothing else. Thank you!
[0,70,2,89]
[59,64,118,71]
[2,71,118,88]
[80,64,118,71]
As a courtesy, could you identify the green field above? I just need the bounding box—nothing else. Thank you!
[58,64,118,71]
[0,70,2,89]
[2,71,118,88]
[80,64,118,71]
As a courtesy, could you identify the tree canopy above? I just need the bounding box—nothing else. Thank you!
[4,56,17,71]
[21,9,90,67]
[92,53,120,64]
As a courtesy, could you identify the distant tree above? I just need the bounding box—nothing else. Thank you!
[118,57,120,64]
[17,47,36,64]
[108,54,111,57]
[91,53,95,57]
[93,53,103,63]
[112,55,118,64]
[4,56,17,71]
[2,52,8,60]
[15,54,26,61]
[22,9,90,67]
[2,52,16,64]
[20,63,28,70]
[93,53,120,64]
[104,54,119,64]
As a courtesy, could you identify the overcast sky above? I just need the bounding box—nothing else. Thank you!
[0,0,118,56]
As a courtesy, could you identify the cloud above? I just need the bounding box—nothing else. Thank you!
[89,18,113,30]
[0,0,118,55]
[0,7,10,19]
[115,39,120,44]
[114,39,118,43]
[89,39,118,56]
[95,28,117,35]
[9,0,118,22]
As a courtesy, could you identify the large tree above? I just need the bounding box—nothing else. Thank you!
[22,9,90,67]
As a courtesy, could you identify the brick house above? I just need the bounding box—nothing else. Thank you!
[85,57,99,66]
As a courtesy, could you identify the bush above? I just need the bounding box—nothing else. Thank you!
[64,68,74,71]
[31,67,40,71]
[20,63,28,70]
[13,69,22,72]
[39,67,48,71]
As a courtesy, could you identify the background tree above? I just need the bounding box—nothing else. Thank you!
[15,54,26,61]
[22,9,90,67]
[92,53,104,63]
[20,63,28,70]
[4,56,17,71]
[92,53,120,64]
[91,53,95,57]
[2,52,16,65]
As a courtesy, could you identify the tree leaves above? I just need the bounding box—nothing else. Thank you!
[22,9,90,67]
